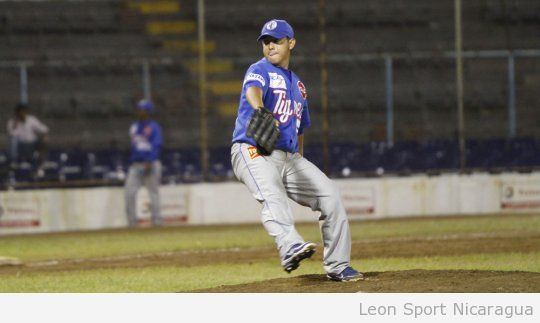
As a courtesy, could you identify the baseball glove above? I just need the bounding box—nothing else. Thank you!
[246,107,280,155]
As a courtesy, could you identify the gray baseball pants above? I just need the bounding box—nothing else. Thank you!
[231,142,351,275]
[125,161,162,227]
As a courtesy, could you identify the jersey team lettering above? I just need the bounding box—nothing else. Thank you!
[272,89,304,125]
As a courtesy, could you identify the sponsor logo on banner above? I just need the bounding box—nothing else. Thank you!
[500,182,540,210]
[247,146,260,159]
[0,193,42,228]
[340,185,376,217]
[137,186,189,225]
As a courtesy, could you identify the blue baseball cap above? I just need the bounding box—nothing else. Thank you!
[257,19,294,41]
[136,99,154,112]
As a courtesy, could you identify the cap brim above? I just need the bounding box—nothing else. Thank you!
[257,32,288,42]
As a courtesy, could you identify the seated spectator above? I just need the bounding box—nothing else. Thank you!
[6,103,49,174]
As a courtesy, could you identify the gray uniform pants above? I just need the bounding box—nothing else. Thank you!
[124,161,162,227]
[231,142,351,275]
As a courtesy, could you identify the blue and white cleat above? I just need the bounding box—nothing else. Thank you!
[327,266,364,282]
[282,242,317,273]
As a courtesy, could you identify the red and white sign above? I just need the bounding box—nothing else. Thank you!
[340,185,376,217]
[0,193,42,228]
[500,182,540,210]
[137,186,189,225]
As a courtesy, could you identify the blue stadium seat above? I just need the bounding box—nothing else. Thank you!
[56,149,87,182]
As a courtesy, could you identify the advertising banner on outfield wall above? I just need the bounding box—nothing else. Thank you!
[136,185,188,225]
[0,191,43,232]
[337,181,376,218]
[1,171,539,235]
[500,182,540,210]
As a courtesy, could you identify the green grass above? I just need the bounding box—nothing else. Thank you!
[354,252,540,273]
[0,226,272,261]
[0,262,286,292]
[1,214,538,262]
[1,252,538,292]
[348,213,540,240]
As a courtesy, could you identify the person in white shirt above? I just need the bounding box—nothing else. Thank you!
[6,103,49,167]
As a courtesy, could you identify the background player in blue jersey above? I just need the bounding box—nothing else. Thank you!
[231,19,363,281]
[125,99,163,227]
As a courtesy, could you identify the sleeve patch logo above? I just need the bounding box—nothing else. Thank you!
[297,81,307,99]
[244,73,266,87]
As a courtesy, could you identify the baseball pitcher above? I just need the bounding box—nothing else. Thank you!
[231,19,363,281]
[125,99,163,227]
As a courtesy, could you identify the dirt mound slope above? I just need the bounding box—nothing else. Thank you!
[197,270,540,293]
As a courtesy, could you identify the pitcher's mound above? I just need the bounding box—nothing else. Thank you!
[197,269,540,293]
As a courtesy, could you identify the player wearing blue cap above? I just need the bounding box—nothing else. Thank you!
[231,19,363,281]
[124,99,163,227]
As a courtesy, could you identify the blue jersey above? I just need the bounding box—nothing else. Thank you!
[232,58,311,153]
[129,120,162,162]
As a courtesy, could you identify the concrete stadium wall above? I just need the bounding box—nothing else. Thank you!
[1,172,539,235]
